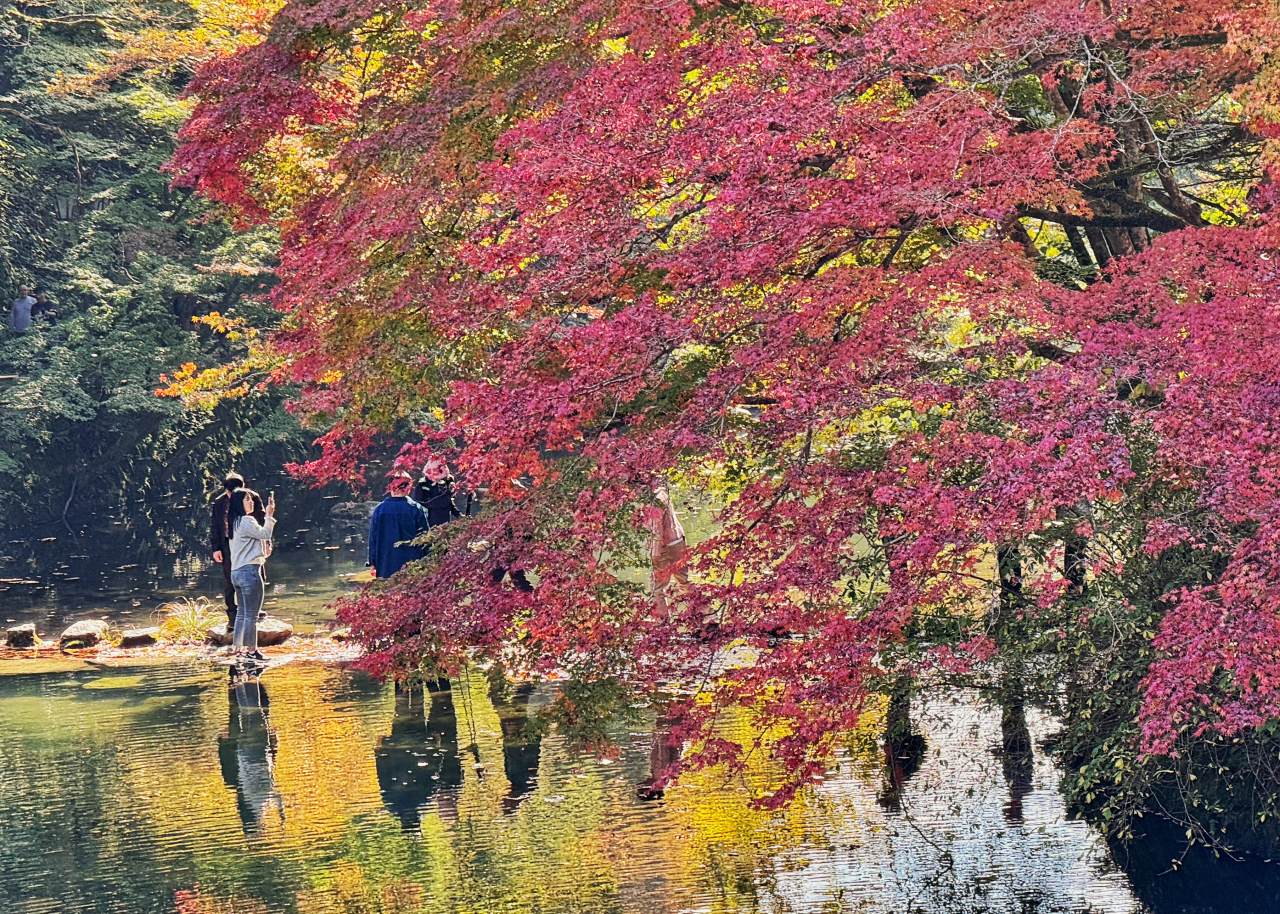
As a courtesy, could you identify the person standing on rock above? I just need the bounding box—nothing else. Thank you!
[211,473,245,629]
[228,488,276,661]
[367,474,430,579]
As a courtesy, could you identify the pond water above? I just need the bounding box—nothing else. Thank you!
[2,486,1279,913]
[1,658,1262,914]
[0,476,369,638]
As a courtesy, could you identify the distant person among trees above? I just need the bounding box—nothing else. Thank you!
[228,487,275,661]
[412,467,462,528]
[9,285,34,334]
[367,474,430,579]
[648,487,690,619]
[211,472,246,628]
[31,291,56,323]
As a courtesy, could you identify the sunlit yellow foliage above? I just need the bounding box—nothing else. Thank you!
[53,0,284,96]
[157,313,284,409]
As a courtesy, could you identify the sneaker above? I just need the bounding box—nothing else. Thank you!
[248,650,266,662]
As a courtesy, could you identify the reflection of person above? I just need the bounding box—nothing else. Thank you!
[228,488,276,658]
[637,718,682,800]
[648,487,690,618]
[218,674,284,836]
[210,473,245,628]
[10,285,34,334]
[375,681,463,830]
[367,475,429,579]
[490,681,542,814]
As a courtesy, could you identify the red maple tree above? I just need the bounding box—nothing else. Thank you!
[168,0,1280,807]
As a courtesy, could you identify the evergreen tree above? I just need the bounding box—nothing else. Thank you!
[0,0,303,531]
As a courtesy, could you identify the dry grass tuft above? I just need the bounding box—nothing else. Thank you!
[156,597,224,642]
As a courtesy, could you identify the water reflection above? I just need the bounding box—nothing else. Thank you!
[219,672,285,836]
[878,677,927,813]
[376,681,463,829]
[0,663,1277,913]
[489,680,542,812]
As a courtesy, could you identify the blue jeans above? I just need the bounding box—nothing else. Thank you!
[231,564,264,650]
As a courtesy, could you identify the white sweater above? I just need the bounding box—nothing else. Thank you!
[230,515,276,570]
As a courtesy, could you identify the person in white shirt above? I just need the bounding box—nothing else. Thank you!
[10,285,35,334]
[227,488,276,660]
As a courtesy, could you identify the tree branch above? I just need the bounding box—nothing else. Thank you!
[1017,204,1187,234]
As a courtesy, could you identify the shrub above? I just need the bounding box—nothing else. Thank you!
[156,597,224,643]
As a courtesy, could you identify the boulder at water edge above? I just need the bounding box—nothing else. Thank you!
[206,618,293,647]
[5,623,36,648]
[59,620,110,648]
[206,624,232,646]
[257,618,293,647]
[119,627,159,649]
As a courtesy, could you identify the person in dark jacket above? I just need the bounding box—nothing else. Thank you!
[368,475,430,579]
[413,471,462,528]
[210,473,245,627]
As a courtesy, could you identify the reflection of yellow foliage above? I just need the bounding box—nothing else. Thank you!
[603,706,886,913]
[269,665,391,843]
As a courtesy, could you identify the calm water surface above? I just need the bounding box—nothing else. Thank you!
[1,488,1276,913]
[0,478,368,637]
[0,659,1170,914]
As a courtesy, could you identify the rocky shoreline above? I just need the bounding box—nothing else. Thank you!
[0,617,359,669]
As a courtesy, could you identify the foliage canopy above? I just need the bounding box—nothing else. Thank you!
[170,0,1280,843]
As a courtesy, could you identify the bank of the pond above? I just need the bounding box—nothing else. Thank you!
[0,633,364,675]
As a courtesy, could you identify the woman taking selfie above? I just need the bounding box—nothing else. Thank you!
[227,488,276,660]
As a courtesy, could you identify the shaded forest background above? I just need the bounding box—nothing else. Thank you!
[0,0,304,534]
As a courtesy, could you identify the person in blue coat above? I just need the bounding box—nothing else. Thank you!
[367,475,431,579]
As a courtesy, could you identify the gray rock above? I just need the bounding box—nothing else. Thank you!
[330,500,380,520]
[208,618,293,648]
[258,617,294,647]
[119,627,159,649]
[59,619,110,648]
[5,623,36,648]
[329,627,352,642]
[206,624,232,647]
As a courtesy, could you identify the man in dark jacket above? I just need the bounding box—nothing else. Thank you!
[368,475,431,579]
[211,473,245,626]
